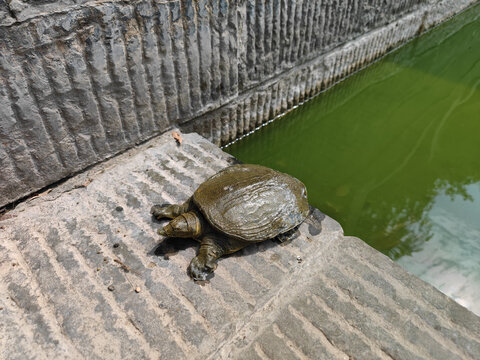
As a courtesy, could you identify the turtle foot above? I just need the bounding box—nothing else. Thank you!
[151,203,174,219]
[188,256,217,281]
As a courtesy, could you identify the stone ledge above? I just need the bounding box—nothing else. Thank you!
[1,131,479,359]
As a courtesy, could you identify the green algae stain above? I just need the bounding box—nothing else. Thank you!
[227,5,480,312]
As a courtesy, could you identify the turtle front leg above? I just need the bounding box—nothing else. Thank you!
[189,235,247,281]
[151,198,193,220]
[189,235,226,281]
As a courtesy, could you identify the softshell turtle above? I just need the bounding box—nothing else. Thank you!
[151,164,309,280]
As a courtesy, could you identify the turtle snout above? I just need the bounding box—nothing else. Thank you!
[157,223,174,237]
[157,227,168,236]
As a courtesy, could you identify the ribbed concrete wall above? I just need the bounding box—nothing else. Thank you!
[0,0,477,207]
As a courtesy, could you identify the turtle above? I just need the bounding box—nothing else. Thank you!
[151,164,310,280]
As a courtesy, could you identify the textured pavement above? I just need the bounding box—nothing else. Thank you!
[1,131,480,359]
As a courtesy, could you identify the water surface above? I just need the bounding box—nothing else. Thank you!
[226,4,480,314]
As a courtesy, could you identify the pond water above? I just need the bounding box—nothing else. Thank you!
[226,4,480,315]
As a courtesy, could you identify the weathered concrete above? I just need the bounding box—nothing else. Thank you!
[1,131,479,359]
[1,0,479,208]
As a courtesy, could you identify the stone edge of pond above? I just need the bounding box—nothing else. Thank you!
[0,131,479,360]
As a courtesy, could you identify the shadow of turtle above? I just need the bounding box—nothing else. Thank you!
[151,237,198,260]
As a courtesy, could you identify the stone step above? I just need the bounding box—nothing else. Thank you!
[0,131,479,359]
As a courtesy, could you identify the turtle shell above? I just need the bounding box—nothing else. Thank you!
[193,164,309,242]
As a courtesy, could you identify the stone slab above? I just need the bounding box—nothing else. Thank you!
[0,131,479,359]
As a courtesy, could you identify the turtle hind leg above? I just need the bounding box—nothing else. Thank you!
[151,198,193,219]
[276,226,300,244]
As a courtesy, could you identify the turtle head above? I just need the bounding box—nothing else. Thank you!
[158,211,204,238]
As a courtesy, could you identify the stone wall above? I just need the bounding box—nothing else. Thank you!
[0,0,478,207]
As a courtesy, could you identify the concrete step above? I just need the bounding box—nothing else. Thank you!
[1,131,479,360]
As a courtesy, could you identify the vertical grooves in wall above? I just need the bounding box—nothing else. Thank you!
[246,0,255,82]
[20,51,71,170]
[295,72,301,104]
[236,102,244,138]
[292,0,303,63]
[247,94,255,130]
[310,1,320,54]
[319,1,329,51]
[236,0,246,91]
[195,0,212,106]
[8,54,66,176]
[212,110,221,145]
[135,2,168,131]
[220,108,230,144]
[274,82,281,116]
[278,0,286,68]
[300,70,307,102]
[210,0,221,101]
[218,0,230,98]
[122,11,149,138]
[271,0,280,73]
[35,51,84,166]
[302,0,312,57]
[170,1,192,118]
[228,0,239,98]
[285,1,295,65]
[343,0,353,41]
[0,83,40,193]
[128,10,157,136]
[241,97,249,133]
[46,43,98,164]
[264,88,271,123]
[39,42,89,165]
[255,0,264,79]
[181,0,202,112]
[66,35,110,157]
[329,0,337,48]
[348,0,359,38]
[228,106,237,140]
[153,1,179,123]
[256,92,264,128]
[335,0,346,44]
[263,0,273,76]
[279,79,287,113]
[83,22,127,153]
[105,8,141,145]
[253,93,261,129]
[0,142,18,194]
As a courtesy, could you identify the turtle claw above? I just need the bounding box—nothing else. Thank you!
[150,204,171,218]
[188,256,217,281]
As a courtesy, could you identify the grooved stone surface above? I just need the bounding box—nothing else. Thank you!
[1,132,479,359]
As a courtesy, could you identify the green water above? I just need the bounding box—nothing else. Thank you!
[227,5,480,314]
